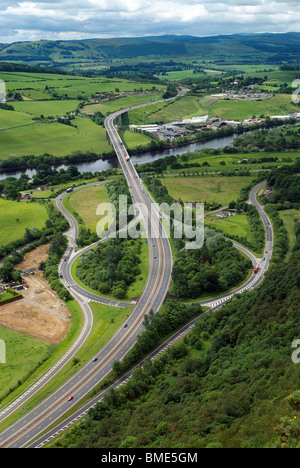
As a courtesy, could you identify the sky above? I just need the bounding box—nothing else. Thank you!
[0,0,300,43]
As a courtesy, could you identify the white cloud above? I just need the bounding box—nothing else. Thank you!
[4,2,62,18]
[0,0,299,42]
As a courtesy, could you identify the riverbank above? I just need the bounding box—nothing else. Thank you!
[0,115,295,181]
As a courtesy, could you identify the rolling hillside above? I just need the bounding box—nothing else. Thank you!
[0,33,300,69]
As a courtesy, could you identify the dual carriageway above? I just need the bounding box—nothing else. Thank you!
[0,101,273,448]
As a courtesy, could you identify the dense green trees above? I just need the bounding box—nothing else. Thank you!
[233,126,300,153]
[51,250,300,449]
[171,228,252,299]
[162,84,178,99]
[144,176,174,205]
[91,111,105,127]
[75,238,142,299]
[265,205,289,263]
[41,231,72,302]
[265,163,300,206]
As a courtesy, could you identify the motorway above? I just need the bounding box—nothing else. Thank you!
[0,99,273,447]
[0,102,174,448]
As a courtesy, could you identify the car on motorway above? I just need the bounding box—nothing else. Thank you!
[67,396,74,401]
[123,324,128,328]
[92,357,98,362]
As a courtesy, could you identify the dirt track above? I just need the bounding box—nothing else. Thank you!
[0,245,71,344]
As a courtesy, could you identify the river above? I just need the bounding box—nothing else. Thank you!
[0,134,236,181]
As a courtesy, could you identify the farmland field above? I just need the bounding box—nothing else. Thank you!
[160,176,255,206]
[0,108,34,129]
[63,184,111,233]
[128,94,208,125]
[13,99,81,117]
[186,150,300,172]
[81,91,164,116]
[0,117,111,159]
[0,325,50,398]
[0,71,162,160]
[155,70,216,81]
[2,73,163,97]
[205,94,297,121]
[244,69,300,86]
[0,199,49,245]
[0,115,152,160]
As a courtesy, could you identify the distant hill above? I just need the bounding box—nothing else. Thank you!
[0,33,300,69]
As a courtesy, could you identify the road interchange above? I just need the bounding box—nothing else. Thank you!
[0,102,174,448]
[0,101,273,448]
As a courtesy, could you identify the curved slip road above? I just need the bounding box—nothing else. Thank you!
[27,181,273,448]
[0,94,272,448]
[0,103,174,448]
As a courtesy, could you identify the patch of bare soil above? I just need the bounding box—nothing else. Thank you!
[16,243,50,271]
[0,244,71,344]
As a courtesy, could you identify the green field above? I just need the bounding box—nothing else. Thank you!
[0,300,132,401]
[63,184,111,233]
[0,199,49,245]
[65,185,150,301]
[244,69,300,87]
[128,95,208,125]
[0,71,161,160]
[13,99,80,117]
[205,94,296,121]
[30,177,99,199]
[82,91,164,116]
[1,72,162,98]
[165,150,300,176]
[160,176,255,205]
[0,116,111,159]
[279,209,300,259]
[0,108,34,129]
[1,67,299,164]
[0,326,50,398]
[156,70,217,81]
[118,129,151,149]
[205,213,259,253]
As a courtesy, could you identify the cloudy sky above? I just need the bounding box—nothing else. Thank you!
[0,0,299,43]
